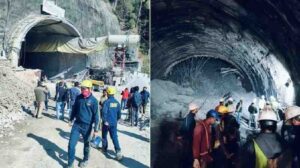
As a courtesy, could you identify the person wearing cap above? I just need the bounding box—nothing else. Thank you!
[225,97,235,113]
[284,106,300,167]
[193,110,220,168]
[67,80,99,168]
[241,109,285,168]
[180,102,200,168]
[215,98,225,112]
[33,81,49,118]
[101,86,122,160]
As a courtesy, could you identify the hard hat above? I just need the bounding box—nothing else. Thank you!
[220,98,224,103]
[261,95,265,99]
[81,80,93,88]
[258,110,277,122]
[252,98,257,104]
[117,44,122,48]
[228,97,233,102]
[189,102,199,111]
[285,106,300,122]
[206,109,220,120]
[107,86,117,95]
[216,105,229,114]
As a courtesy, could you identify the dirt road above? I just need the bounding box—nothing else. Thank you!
[0,100,150,168]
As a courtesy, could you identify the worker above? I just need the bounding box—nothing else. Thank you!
[67,80,99,168]
[43,84,50,113]
[101,86,123,160]
[225,97,235,113]
[240,109,285,168]
[55,80,67,120]
[120,88,129,110]
[180,102,200,168]
[235,99,243,124]
[193,109,220,168]
[131,86,142,126]
[98,88,108,130]
[140,86,150,116]
[284,106,300,167]
[69,81,81,119]
[33,81,48,118]
[215,98,225,112]
[248,100,258,129]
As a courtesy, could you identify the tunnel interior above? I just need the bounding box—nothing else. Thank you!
[151,0,300,165]
[18,19,87,78]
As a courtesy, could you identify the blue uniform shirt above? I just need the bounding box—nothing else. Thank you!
[70,94,99,131]
[102,96,121,126]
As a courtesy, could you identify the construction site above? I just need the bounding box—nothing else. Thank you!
[151,0,300,167]
[0,0,150,168]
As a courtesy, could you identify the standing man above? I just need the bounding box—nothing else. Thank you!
[285,106,300,167]
[101,86,123,160]
[131,86,142,126]
[69,81,81,119]
[140,86,150,116]
[120,88,129,110]
[55,80,67,120]
[68,80,99,168]
[33,81,48,118]
[180,102,200,168]
[248,100,258,129]
[44,84,50,113]
[235,99,243,124]
[193,110,220,168]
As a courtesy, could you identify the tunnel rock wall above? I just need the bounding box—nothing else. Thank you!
[152,0,298,105]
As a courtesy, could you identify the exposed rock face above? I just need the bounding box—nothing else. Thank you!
[151,0,300,105]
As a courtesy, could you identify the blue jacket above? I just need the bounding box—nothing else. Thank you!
[70,94,99,131]
[132,91,142,108]
[55,86,67,102]
[140,90,150,104]
[102,96,121,126]
[70,87,81,106]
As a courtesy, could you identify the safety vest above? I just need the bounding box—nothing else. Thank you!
[253,140,278,168]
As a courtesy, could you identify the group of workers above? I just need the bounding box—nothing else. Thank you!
[154,96,300,168]
[34,79,127,168]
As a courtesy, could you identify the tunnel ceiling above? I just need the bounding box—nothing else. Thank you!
[151,0,300,101]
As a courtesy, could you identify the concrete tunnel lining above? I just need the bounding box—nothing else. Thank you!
[7,14,82,68]
[5,14,89,78]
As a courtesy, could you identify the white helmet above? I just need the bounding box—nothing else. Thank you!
[252,98,257,104]
[228,97,234,102]
[285,106,300,122]
[270,96,276,102]
[258,110,277,122]
[220,98,224,103]
[189,102,199,111]
[261,95,265,99]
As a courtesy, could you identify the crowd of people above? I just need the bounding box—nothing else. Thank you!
[154,96,300,168]
[33,79,150,168]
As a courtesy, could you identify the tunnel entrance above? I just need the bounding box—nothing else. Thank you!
[18,21,86,78]
[8,15,87,79]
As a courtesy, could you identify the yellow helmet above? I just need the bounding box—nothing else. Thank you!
[216,105,229,114]
[107,86,116,95]
[81,80,93,88]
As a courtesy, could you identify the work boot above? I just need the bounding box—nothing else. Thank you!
[78,161,88,168]
[116,151,123,161]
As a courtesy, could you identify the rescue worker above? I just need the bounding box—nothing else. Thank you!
[69,81,81,120]
[284,106,300,167]
[180,102,200,168]
[33,81,48,118]
[140,86,150,116]
[235,99,243,124]
[241,109,284,168]
[121,88,129,110]
[99,88,108,130]
[248,100,258,129]
[225,97,235,113]
[131,86,142,126]
[101,86,123,160]
[67,80,99,168]
[193,110,220,168]
[215,98,225,112]
[55,80,67,120]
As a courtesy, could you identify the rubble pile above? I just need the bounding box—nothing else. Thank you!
[0,62,35,137]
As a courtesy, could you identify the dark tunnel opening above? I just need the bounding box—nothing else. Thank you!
[17,20,87,79]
